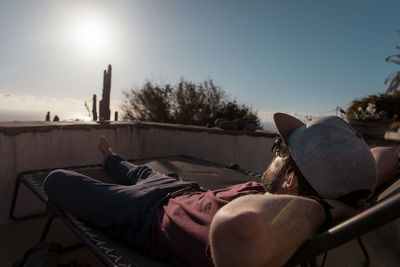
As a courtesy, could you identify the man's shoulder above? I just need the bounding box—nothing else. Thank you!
[210,181,266,199]
[219,181,265,192]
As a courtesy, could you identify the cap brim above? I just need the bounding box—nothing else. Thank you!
[273,113,304,144]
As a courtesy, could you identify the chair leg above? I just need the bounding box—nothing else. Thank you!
[308,258,318,267]
[39,214,55,242]
[9,177,46,221]
[63,243,86,253]
[9,178,21,220]
[38,209,85,253]
[357,237,370,267]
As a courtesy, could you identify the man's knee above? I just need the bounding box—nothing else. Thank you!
[43,169,70,195]
[128,165,154,182]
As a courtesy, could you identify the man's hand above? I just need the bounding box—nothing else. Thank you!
[325,199,364,225]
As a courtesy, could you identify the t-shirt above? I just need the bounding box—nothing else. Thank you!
[149,181,266,267]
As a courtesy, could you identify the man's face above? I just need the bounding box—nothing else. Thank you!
[262,137,292,192]
[262,137,299,195]
[262,155,287,194]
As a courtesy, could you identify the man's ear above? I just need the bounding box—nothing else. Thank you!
[283,173,298,191]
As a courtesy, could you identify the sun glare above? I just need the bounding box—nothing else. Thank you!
[78,20,106,49]
[69,15,110,55]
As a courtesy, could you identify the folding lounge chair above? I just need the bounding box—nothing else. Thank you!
[10,155,261,267]
[9,155,400,267]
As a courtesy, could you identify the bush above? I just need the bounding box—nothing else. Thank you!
[120,79,261,128]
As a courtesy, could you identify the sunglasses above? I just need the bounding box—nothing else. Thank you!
[271,137,288,157]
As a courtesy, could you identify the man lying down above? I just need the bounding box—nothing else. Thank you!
[43,113,397,267]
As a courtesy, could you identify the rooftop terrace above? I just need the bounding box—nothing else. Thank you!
[0,121,399,266]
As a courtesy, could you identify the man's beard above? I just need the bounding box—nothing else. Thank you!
[261,163,283,193]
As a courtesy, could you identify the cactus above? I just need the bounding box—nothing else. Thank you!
[99,64,112,120]
[92,94,98,121]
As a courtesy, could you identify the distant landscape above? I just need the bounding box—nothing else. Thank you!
[0,110,91,123]
[0,109,336,132]
[0,109,278,131]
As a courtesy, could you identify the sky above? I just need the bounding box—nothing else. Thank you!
[0,0,399,125]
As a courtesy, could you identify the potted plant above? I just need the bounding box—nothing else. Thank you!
[346,92,400,138]
[346,101,391,138]
[389,120,400,132]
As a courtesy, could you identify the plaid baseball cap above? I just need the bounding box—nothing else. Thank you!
[273,113,376,199]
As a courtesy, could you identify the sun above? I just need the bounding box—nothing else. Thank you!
[69,15,110,55]
[77,20,107,50]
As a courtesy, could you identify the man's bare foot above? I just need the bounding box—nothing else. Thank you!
[98,136,113,160]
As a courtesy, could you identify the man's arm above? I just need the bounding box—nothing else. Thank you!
[370,146,398,194]
[209,193,326,267]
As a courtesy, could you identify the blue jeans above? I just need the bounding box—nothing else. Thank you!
[43,154,203,251]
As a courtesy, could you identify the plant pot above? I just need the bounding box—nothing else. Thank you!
[347,119,391,138]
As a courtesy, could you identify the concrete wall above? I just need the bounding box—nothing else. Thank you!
[0,121,277,227]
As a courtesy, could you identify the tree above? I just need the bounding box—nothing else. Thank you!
[385,29,400,94]
[120,78,261,128]
[121,82,174,123]
[216,101,260,126]
[174,79,226,125]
